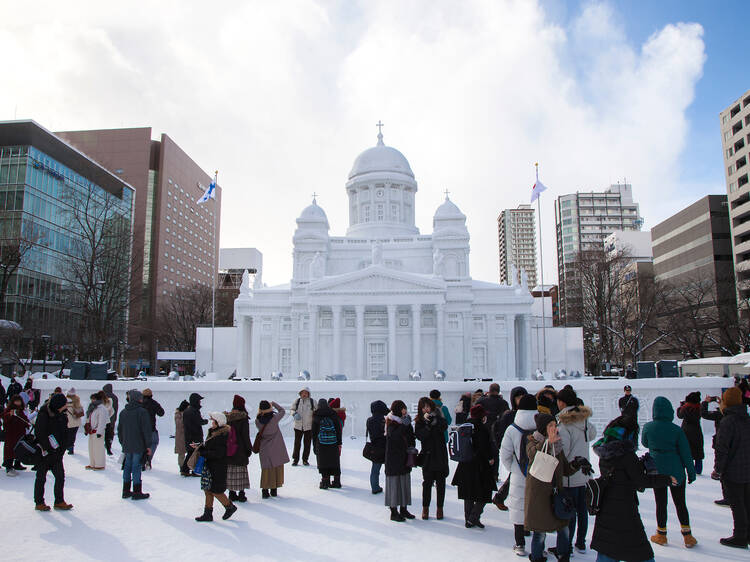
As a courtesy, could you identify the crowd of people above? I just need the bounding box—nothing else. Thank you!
[1,376,750,559]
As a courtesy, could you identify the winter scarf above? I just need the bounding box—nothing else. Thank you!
[385,412,411,434]
[86,399,102,417]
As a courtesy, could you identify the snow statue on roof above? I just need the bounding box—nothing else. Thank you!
[240,269,251,296]
[233,122,534,381]
[509,263,518,287]
[310,252,325,280]
[520,268,529,292]
[253,270,262,290]
[432,248,444,277]
[371,240,383,266]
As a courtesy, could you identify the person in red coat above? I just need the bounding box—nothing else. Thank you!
[328,397,346,427]
[3,394,29,476]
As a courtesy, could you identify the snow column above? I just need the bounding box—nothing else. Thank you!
[388,304,397,376]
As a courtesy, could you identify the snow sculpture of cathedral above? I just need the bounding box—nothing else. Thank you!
[234,129,533,380]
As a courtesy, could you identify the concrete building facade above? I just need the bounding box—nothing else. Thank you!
[554,184,642,326]
[57,128,221,373]
[498,204,537,288]
[720,89,750,312]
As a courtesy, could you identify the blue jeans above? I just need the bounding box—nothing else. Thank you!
[566,485,589,549]
[123,452,143,485]
[531,527,569,561]
[151,431,159,458]
[370,462,382,492]
[596,554,653,562]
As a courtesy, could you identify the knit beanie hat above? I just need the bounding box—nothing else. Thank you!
[722,387,742,409]
[209,411,227,427]
[518,394,538,411]
[535,413,556,436]
[557,388,577,407]
[470,404,486,419]
[685,391,701,404]
[233,394,246,410]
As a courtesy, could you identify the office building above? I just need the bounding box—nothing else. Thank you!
[57,127,221,372]
[0,120,134,364]
[651,194,736,358]
[498,204,537,287]
[720,89,750,312]
[554,183,642,326]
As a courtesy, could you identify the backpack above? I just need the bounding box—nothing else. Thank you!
[448,423,474,463]
[226,425,238,457]
[318,417,337,445]
[585,475,609,515]
[511,423,532,476]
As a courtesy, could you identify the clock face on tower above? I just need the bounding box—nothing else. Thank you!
[376,189,384,198]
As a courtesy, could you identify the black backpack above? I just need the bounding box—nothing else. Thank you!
[584,476,609,515]
[511,423,532,476]
[448,423,475,463]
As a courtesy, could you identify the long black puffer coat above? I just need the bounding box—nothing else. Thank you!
[226,410,252,466]
[312,400,343,474]
[366,400,388,463]
[183,393,208,445]
[384,415,415,476]
[414,410,449,479]
[199,425,230,493]
[676,401,704,461]
[590,438,671,562]
[450,417,496,502]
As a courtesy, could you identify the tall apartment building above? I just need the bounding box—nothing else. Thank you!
[554,183,642,326]
[720,89,750,311]
[0,121,134,365]
[651,195,735,358]
[498,204,537,287]
[57,127,222,373]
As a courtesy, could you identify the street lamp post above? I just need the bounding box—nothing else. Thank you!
[40,334,51,373]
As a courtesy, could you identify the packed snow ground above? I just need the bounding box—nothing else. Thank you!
[0,424,746,562]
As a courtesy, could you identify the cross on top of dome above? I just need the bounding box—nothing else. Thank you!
[376,120,384,146]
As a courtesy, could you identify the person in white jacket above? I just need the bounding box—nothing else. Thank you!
[85,391,110,470]
[556,387,597,556]
[500,394,539,557]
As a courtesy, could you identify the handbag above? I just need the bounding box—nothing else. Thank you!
[528,439,559,483]
[193,455,206,476]
[186,446,202,471]
[552,487,576,519]
[406,446,419,468]
[84,421,92,435]
[362,442,375,461]
[252,422,268,454]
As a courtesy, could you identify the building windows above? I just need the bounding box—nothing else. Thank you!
[281,317,291,332]
[391,203,399,221]
[448,313,460,330]
[472,346,487,374]
[473,315,486,332]
[363,204,370,222]
[376,204,384,221]
[279,348,291,373]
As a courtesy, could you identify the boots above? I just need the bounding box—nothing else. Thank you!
[330,475,342,489]
[222,503,238,520]
[35,503,51,511]
[122,481,132,499]
[228,491,238,501]
[320,477,330,489]
[720,535,749,549]
[400,506,415,519]
[262,488,270,499]
[53,501,73,510]
[436,507,444,520]
[422,507,429,520]
[650,530,668,546]
[237,490,247,503]
[270,488,277,497]
[13,461,26,471]
[131,483,150,500]
[683,533,698,548]
[390,507,405,522]
[195,507,213,522]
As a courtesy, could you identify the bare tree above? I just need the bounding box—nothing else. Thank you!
[156,283,213,351]
[0,237,35,312]
[62,184,135,360]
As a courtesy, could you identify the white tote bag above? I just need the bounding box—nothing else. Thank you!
[528,439,559,483]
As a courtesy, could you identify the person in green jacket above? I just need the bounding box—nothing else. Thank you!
[429,390,452,443]
[641,396,697,549]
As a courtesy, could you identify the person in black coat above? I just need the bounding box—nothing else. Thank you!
[385,400,416,522]
[7,378,22,401]
[451,403,496,528]
[102,383,119,455]
[312,398,343,489]
[591,415,675,562]
[366,400,388,494]
[618,385,639,419]
[477,383,510,481]
[181,392,208,476]
[117,390,152,500]
[715,387,750,548]
[226,395,253,503]
[701,392,729,505]
[414,397,449,520]
[33,393,73,510]
[141,389,165,469]
[195,412,237,522]
[676,392,704,475]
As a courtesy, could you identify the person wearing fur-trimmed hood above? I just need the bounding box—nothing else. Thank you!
[194,412,237,522]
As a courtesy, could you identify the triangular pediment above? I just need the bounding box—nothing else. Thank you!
[307,265,446,294]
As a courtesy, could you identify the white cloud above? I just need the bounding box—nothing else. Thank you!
[0,0,707,286]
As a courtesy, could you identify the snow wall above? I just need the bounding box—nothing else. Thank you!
[34,377,730,438]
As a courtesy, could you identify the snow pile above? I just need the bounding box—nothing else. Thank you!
[0,419,745,561]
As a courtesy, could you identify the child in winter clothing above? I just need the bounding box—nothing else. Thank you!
[642,396,697,548]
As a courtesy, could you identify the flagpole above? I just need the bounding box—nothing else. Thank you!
[535,163,548,373]
[210,171,217,374]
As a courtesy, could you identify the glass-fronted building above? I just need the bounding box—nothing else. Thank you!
[0,120,134,358]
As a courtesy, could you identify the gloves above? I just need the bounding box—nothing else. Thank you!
[571,456,593,476]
